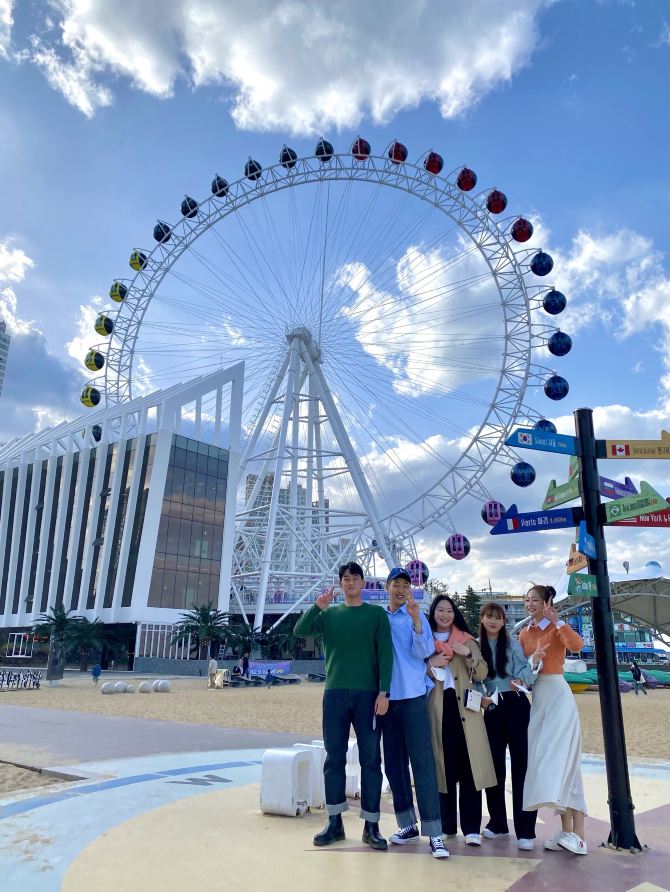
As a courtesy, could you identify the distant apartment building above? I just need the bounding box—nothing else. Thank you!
[0,320,10,397]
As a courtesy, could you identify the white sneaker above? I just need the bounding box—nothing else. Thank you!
[517,838,535,851]
[464,833,482,846]
[558,832,588,855]
[482,828,509,839]
[544,831,568,851]
[429,836,449,859]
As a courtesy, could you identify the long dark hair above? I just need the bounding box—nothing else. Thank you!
[478,602,509,679]
[428,595,471,635]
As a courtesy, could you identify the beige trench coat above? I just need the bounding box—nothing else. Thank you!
[427,639,497,793]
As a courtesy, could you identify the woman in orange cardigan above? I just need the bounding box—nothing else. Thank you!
[520,584,588,856]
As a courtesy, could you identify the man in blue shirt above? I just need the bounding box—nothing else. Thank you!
[383,567,448,859]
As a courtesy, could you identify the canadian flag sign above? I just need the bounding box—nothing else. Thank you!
[611,444,630,457]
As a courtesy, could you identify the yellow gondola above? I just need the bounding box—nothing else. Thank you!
[85,349,104,372]
[109,281,127,302]
[80,386,101,408]
[129,250,147,271]
[94,314,114,337]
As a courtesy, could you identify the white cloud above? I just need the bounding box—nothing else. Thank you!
[12,0,553,132]
[30,38,113,118]
[0,237,34,285]
[0,0,12,59]
[65,296,105,374]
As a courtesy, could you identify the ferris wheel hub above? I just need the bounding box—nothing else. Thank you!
[286,326,321,362]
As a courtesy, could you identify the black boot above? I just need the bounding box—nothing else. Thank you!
[313,814,346,847]
[362,821,388,850]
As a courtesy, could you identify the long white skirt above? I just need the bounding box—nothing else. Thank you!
[523,674,587,814]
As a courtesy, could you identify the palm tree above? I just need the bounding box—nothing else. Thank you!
[267,614,305,659]
[171,602,232,660]
[69,618,109,671]
[228,621,268,659]
[33,605,80,641]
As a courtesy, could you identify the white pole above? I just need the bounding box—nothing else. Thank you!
[287,361,302,588]
[301,343,395,571]
[255,338,300,629]
[238,350,291,476]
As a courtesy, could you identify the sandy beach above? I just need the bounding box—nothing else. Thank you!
[1,676,668,783]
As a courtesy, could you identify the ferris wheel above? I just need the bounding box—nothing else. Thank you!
[81,137,570,624]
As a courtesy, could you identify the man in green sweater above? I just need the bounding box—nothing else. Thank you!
[295,561,393,850]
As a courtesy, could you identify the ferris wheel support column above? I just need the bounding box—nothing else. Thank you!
[304,373,316,554]
[287,369,301,588]
[255,338,301,630]
[312,380,327,566]
[301,343,395,572]
[238,350,291,477]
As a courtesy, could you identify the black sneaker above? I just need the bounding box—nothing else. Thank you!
[430,836,449,859]
[390,824,420,845]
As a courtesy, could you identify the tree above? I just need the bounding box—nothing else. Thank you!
[69,618,109,671]
[266,614,306,659]
[228,621,268,659]
[33,605,80,641]
[425,578,450,601]
[171,602,232,660]
[462,585,481,633]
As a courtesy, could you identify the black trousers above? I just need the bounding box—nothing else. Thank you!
[484,691,537,839]
[440,687,481,836]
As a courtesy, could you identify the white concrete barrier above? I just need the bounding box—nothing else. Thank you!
[114,681,127,693]
[152,679,162,692]
[157,679,171,693]
[138,681,153,693]
[260,748,311,817]
[100,682,115,695]
[293,743,326,809]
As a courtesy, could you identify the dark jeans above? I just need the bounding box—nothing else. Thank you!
[441,687,481,836]
[632,680,647,695]
[382,694,442,838]
[322,688,382,821]
[484,691,537,839]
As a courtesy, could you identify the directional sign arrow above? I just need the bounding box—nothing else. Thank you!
[567,574,598,598]
[599,475,637,500]
[506,427,579,455]
[490,503,583,535]
[602,430,670,459]
[604,481,669,524]
[566,543,588,575]
[578,521,597,559]
[542,476,580,509]
[612,498,670,528]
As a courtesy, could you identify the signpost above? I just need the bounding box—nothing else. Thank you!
[497,415,670,851]
[602,430,670,459]
[506,427,579,455]
[612,500,670,527]
[603,481,668,524]
[578,521,597,559]
[490,504,582,536]
[566,543,588,574]
[567,573,598,597]
[599,475,637,500]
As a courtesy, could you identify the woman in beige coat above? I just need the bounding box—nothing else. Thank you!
[427,595,497,846]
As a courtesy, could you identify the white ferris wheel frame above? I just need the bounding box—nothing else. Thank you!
[97,151,543,538]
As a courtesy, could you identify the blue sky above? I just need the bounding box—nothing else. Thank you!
[0,0,668,594]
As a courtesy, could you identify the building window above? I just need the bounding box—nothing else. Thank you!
[148,435,229,610]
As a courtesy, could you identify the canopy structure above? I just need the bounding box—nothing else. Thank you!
[554,562,670,639]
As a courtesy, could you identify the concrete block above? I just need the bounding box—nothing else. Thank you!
[114,681,127,693]
[100,682,115,695]
[138,681,153,693]
[260,748,311,817]
[157,679,171,693]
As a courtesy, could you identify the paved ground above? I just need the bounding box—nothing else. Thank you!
[0,705,309,767]
[0,706,668,892]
